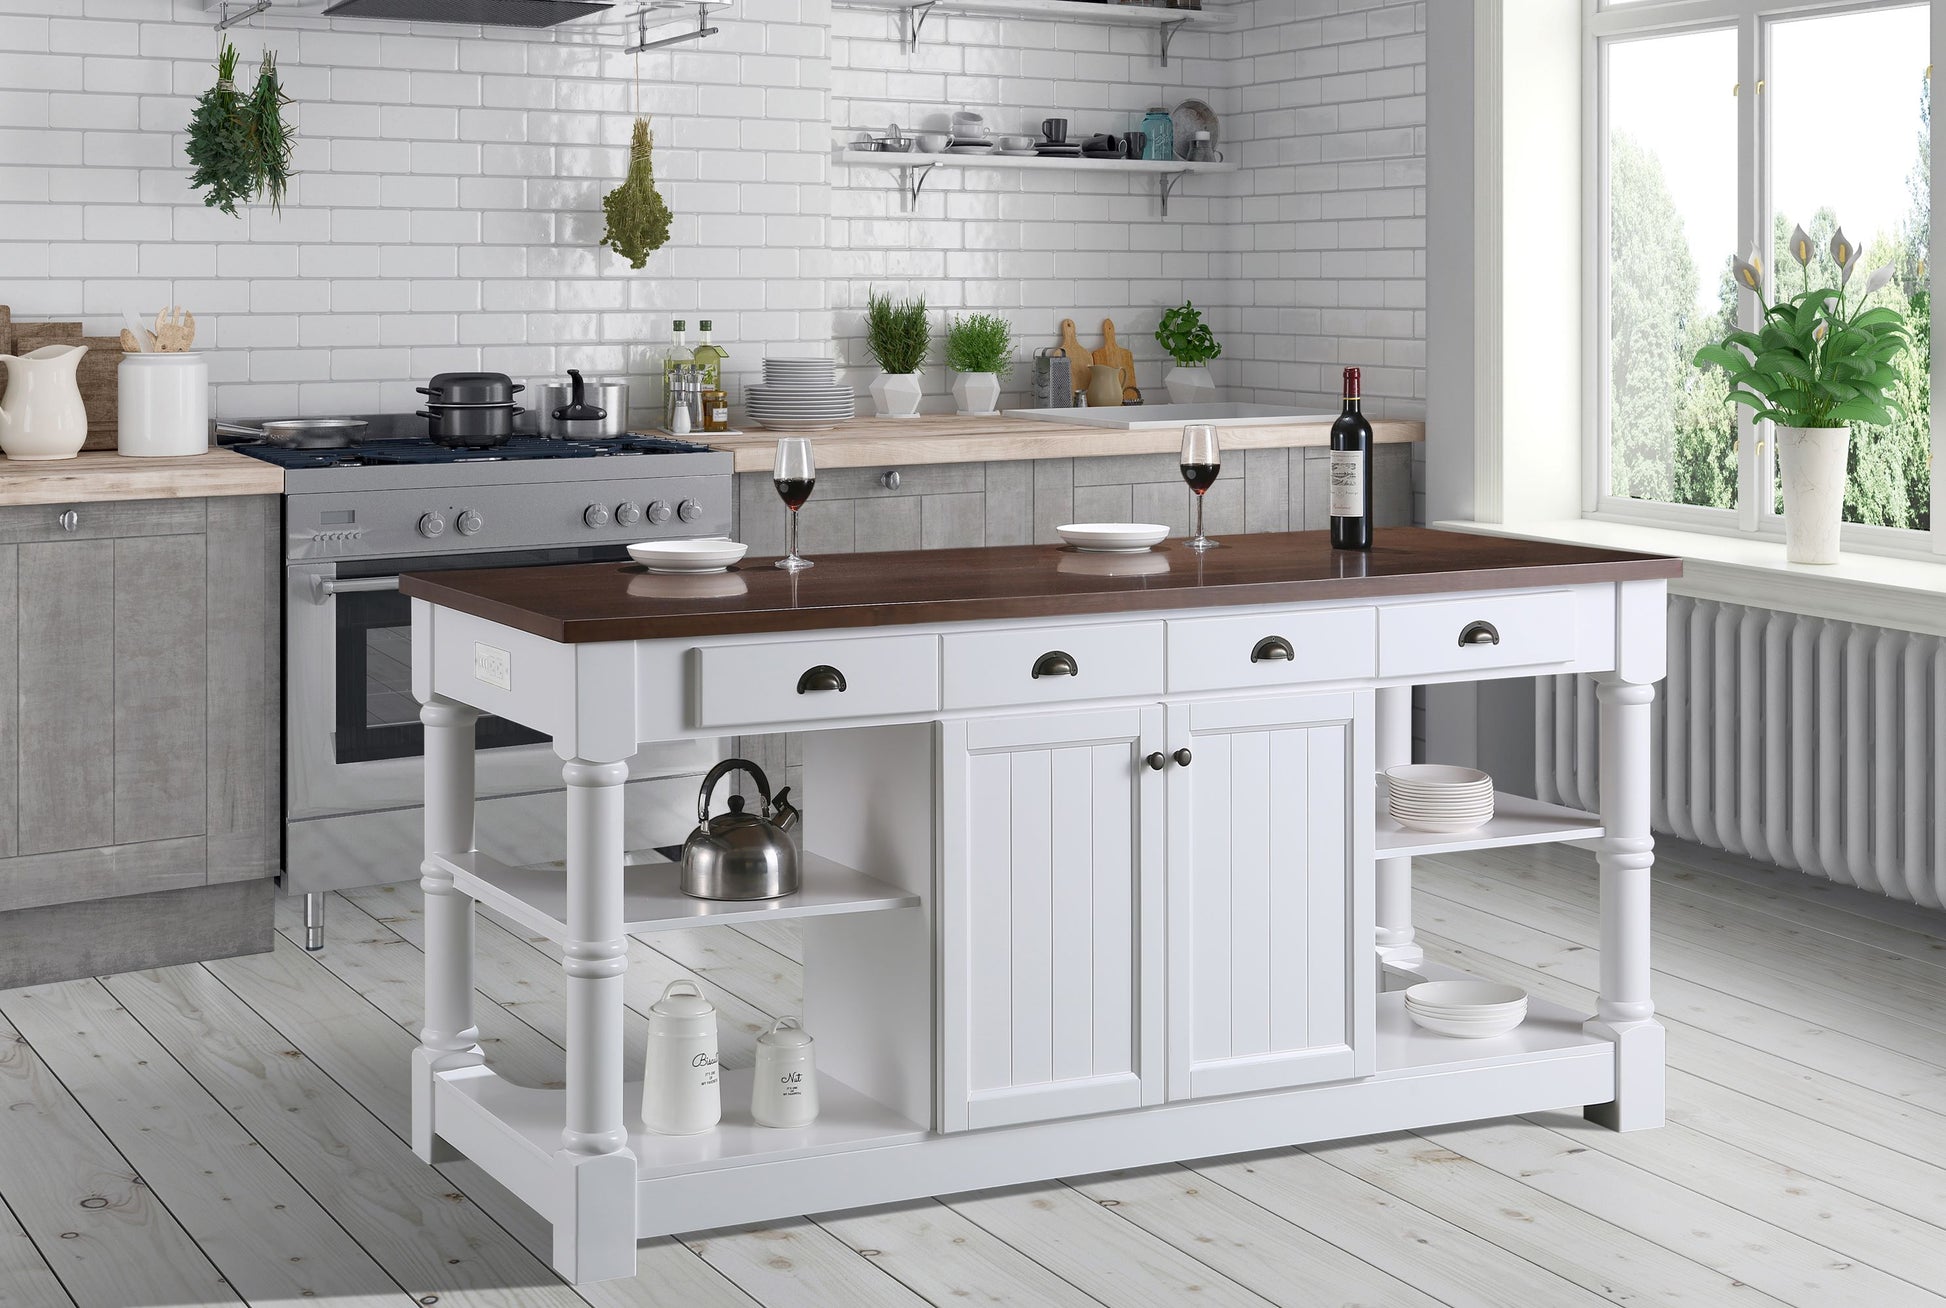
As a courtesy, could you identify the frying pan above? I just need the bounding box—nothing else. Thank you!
[215,418,369,449]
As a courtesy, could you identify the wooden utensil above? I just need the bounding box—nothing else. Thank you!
[1055,318,1092,397]
[154,306,195,352]
[1098,318,1139,404]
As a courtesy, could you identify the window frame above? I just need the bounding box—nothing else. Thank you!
[1585,0,1941,557]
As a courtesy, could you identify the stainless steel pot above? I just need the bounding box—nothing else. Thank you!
[680,759,801,901]
[536,372,629,439]
[215,418,368,449]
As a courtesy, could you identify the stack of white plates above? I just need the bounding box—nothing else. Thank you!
[1403,980,1527,1038]
[748,358,856,431]
[1384,763,1495,833]
[626,538,749,574]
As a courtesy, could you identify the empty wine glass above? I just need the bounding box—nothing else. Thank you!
[773,438,816,571]
[1180,423,1220,551]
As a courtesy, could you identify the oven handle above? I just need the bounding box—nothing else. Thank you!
[312,575,401,603]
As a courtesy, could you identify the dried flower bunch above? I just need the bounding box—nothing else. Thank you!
[185,40,294,217]
[602,117,674,270]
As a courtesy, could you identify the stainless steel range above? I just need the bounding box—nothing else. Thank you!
[236,423,734,948]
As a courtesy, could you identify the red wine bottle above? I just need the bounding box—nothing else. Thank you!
[1329,366,1372,550]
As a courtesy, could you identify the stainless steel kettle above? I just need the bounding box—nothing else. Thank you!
[680,758,801,901]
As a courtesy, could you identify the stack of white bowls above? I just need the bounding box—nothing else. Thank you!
[1403,980,1528,1038]
[1383,763,1495,833]
[747,358,856,431]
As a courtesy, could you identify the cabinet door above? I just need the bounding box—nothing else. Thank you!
[1166,692,1374,1100]
[938,706,1164,1132]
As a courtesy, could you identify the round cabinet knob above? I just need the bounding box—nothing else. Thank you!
[615,501,642,527]
[880,470,902,491]
[455,509,483,536]
[1173,748,1193,767]
[583,503,611,529]
[1145,752,1167,771]
[677,499,703,523]
[418,511,448,539]
[647,500,673,525]
[57,509,79,533]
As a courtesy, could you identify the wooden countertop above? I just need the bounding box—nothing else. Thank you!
[0,447,283,506]
[707,413,1423,473]
[402,527,1682,644]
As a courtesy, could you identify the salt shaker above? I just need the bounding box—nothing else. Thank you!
[750,1015,819,1128]
[641,979,720,1134]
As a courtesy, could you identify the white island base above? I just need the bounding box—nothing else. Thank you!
[403,533,1671,1283]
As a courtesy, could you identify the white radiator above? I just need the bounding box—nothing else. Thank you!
[1536,596,1946,909]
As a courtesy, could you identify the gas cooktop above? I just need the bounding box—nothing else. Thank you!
[233,432,715,470]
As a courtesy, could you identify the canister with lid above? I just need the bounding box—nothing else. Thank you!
[751,1016,819,1128]
[641,979,721,1135]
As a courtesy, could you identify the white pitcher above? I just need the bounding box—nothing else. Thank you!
[0,344,89,460]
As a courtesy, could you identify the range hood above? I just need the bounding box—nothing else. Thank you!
[321,0,611,25]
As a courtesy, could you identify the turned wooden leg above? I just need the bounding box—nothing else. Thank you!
[1584,674,1665,1131]
[554,757,637,1283]
[1373,685,1423,976]
[413,699,483,1164]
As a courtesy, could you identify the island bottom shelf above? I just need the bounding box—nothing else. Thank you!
[1374,790,1604,859]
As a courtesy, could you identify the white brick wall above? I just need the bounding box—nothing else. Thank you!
[0,0,1423,429]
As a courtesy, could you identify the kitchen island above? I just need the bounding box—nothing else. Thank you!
[402,528,1676,1284]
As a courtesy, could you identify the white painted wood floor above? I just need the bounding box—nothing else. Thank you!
[4,840,1945,1308]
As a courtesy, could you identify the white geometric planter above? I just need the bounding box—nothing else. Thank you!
[952,371,1001,416]
[869,370,924,418]
[1164,363,1217,405]
[1775,424,1850,565]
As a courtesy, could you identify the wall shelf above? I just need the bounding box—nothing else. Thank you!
[838,148,1235,216]
[833,0,1229,63]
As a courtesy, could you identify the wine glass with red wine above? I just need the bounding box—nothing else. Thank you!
[774,437,816,571]
[1180,423,1220,551]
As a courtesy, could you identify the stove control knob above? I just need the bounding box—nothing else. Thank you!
[677,499,703,523]
[583,503,611,529]
[456,509,483,536]
[418,511,448,539]
[647,500,673,525]
[614,501,642,527]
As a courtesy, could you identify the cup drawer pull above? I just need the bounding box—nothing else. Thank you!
[1250,635,1294,663]
[1458,620,1502,647]
[1031,650,1079,679]
[796,664,847,694]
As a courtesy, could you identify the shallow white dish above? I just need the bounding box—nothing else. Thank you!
[1405,1007,1526,1038]
[1387,812,1494,834]
[1386,764,1493,790]
[627,538,749,574]
[1405,980,1527,1009]
[948,143,995,154]
[1056,522,1171,553]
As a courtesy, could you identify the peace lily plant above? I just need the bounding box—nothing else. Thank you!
[1692,222,1910,564]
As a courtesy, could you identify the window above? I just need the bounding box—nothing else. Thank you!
[1592,0,1934,546]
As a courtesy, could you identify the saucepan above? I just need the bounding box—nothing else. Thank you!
[215,418,368,449]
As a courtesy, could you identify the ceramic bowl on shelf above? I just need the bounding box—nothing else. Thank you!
[627,538,749,574]
[914,132,949,153]
[1403,979,1527,1039]
[998,133,1035,152]
[1056,522,1170,553]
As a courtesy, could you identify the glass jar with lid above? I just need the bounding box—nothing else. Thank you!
[1141,107,1174,162]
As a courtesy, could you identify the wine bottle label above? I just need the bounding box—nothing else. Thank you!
[1329,450,1365,517]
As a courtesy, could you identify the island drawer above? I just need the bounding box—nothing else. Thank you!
[1376,589,1579,678]
[942,621,1164,710]
[1165,607,1376,692]
[694,633,940,728]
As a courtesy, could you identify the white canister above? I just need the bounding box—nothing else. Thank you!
[117,352,210,457]
[641,979,720,1135]
[751,1015,819,1128]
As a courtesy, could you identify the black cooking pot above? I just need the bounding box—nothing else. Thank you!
[418,372,522,406]
[418,403,523,448]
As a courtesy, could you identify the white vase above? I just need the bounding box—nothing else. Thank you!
[952,371,1001,415]
[1775,424,1850,565]
[0,343,89,461]
[869,370,923,418]
[1164,362,1217,405]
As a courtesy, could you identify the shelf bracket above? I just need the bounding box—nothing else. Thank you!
[1159,170,1187,217]
[901,0,939,54]
[213,0,271,30]
[1158,16,1187,67]
[902,160,938,210]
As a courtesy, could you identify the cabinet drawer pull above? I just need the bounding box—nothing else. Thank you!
[1145,752,1167,771]
[57,510,79,533]
[1458,620,1501,648]
[796,664,847,694]
[1173,748,1193,768]
[1031,650,1079,679]
[1250,635,1294,663]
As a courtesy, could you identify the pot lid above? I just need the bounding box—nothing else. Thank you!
[651,979,713,1018]
[758,1016,813,1048]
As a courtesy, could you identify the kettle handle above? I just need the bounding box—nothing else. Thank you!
[698,757,773,824]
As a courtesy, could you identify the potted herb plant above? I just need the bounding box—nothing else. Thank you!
[864,289,930,418]
[1156,301,1222,404]
[1692,223,1908,564]
[945,313,1014,415]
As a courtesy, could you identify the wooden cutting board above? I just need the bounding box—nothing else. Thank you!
[1055,318,1092,397]
[5,319,121,451]
[1098,317,1139,404]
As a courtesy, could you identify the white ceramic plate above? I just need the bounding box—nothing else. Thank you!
[752,418,843,431]
[627,538,749,574]
[1386,764,1492,788]
[1406,1009,1525,1038]
[948,144,995,154]
[1387,813,1493,834]
[1057,522,1171,553]
[1406,980,1527,1008]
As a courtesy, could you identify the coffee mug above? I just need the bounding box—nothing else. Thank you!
[1041,117,1068,144]
[1122,131,1147,159]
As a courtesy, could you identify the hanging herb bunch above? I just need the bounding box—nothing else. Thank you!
[185,40,294,217]
[601,117,673,270]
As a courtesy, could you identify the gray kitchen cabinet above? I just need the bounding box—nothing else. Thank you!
[0,495,279,986]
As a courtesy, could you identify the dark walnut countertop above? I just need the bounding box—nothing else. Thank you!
[401,528,1683,645]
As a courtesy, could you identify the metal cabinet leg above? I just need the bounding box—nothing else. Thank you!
[303,892,326,951]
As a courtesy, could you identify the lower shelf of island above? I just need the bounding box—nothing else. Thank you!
[1375,791,1604,859]
[434,847,920,944]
